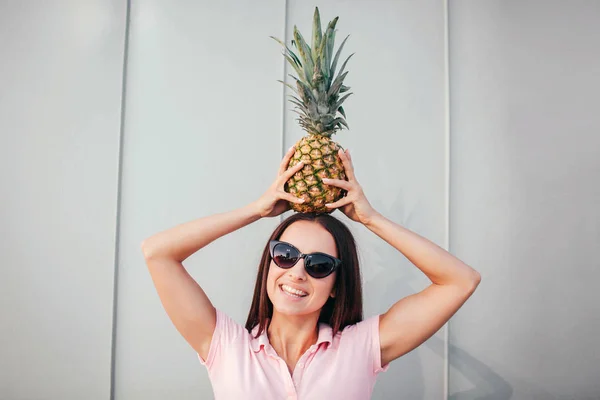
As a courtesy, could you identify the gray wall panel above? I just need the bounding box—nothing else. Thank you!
[449,1,600,398]
[116,1,286,399]
[0,1,127,399]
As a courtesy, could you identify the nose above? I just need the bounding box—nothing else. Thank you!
[287,258,308,281]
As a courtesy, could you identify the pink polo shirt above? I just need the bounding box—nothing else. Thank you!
[197,309,389,399]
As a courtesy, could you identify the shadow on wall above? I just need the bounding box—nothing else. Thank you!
[426,332,515,400]
[423,302,568,399]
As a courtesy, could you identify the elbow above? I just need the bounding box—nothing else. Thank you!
[140,239,156,260]
[468,271,482,291]
[454,269,481,292]
[141,238,176,261]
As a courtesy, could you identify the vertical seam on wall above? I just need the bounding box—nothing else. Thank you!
[110,0,131,399]
[443,0,451,398]
[279,0,289,225]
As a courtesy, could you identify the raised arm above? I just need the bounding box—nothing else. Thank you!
[141,147,304,360]
[364,213,481,365]
[323,148,481,366]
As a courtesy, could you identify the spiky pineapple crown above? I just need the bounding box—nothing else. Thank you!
[271,7,354,137]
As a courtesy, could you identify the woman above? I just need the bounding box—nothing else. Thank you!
[142,147,481,399]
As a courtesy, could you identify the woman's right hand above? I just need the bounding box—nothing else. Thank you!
[253,146,306,218]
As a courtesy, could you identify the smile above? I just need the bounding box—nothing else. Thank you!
[280,284,308,298]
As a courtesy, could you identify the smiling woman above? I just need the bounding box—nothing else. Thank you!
[206,212,386,399]
[247,214,364,342]
[141,147,480,399]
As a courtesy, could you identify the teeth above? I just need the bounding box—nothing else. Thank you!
[281,284,307,297]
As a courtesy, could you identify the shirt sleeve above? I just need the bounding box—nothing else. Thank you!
[339,315,389,376]
[197,308,243,370]
[370,314,391,374]
[341,314,390,375]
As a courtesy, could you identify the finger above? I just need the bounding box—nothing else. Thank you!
[280,160,304,182]
[321,177,352,190]
[325,196,352,209]
[338,149,356,181]
[278,146,297,176]
[281,191,305,204]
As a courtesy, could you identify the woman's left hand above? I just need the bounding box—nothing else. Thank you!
[323,149,379,225]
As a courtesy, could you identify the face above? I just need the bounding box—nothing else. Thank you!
[266,221,338,318]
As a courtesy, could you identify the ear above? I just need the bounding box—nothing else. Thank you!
[330,288,336,298]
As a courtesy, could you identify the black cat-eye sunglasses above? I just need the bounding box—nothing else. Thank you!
[269,240,341,279]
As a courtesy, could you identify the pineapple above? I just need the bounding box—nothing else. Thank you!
[271,7,354,213]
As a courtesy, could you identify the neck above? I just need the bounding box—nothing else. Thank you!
[267,311,319,361]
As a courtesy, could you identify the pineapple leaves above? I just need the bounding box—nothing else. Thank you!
[271,36,306,79]
[334,92,353,110]
[272,8,353,136]
[333,117,349,129]
[311,7,322,62]
[337,53,355,78]
[327,28,337,71]
[289,74,317,103]
[325,18,338,84]
[283,55,304,78]
[319,113,335,125]
[318,40,329,84]
[330,35,350,78]
[291,108,309,120]
[293,26,314,83]
[289,98,308,113]
[270,36,303,67]
[277,80,299,94]
[318,17,338,84]
[292,110,310,122]
[289,78,319,118]
[288,95,309,111]
[328,71,349,97]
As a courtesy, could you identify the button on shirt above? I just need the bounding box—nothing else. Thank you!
[197,309,389,399]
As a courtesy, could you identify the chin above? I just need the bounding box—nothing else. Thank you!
[271,297,327,319]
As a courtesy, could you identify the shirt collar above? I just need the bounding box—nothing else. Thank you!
[250,320,333,353]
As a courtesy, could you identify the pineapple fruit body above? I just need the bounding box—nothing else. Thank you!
[285,134,347,214]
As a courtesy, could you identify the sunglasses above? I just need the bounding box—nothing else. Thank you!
[269,240,341,279]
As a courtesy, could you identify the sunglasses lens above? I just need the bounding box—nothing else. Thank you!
[306,254,335,278]
[273,243,298,268]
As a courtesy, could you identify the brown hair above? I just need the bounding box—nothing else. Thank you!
[244,212,363,338]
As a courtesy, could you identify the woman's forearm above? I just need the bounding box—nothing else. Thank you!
[141,202,261,262]
[365,212,481,288]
